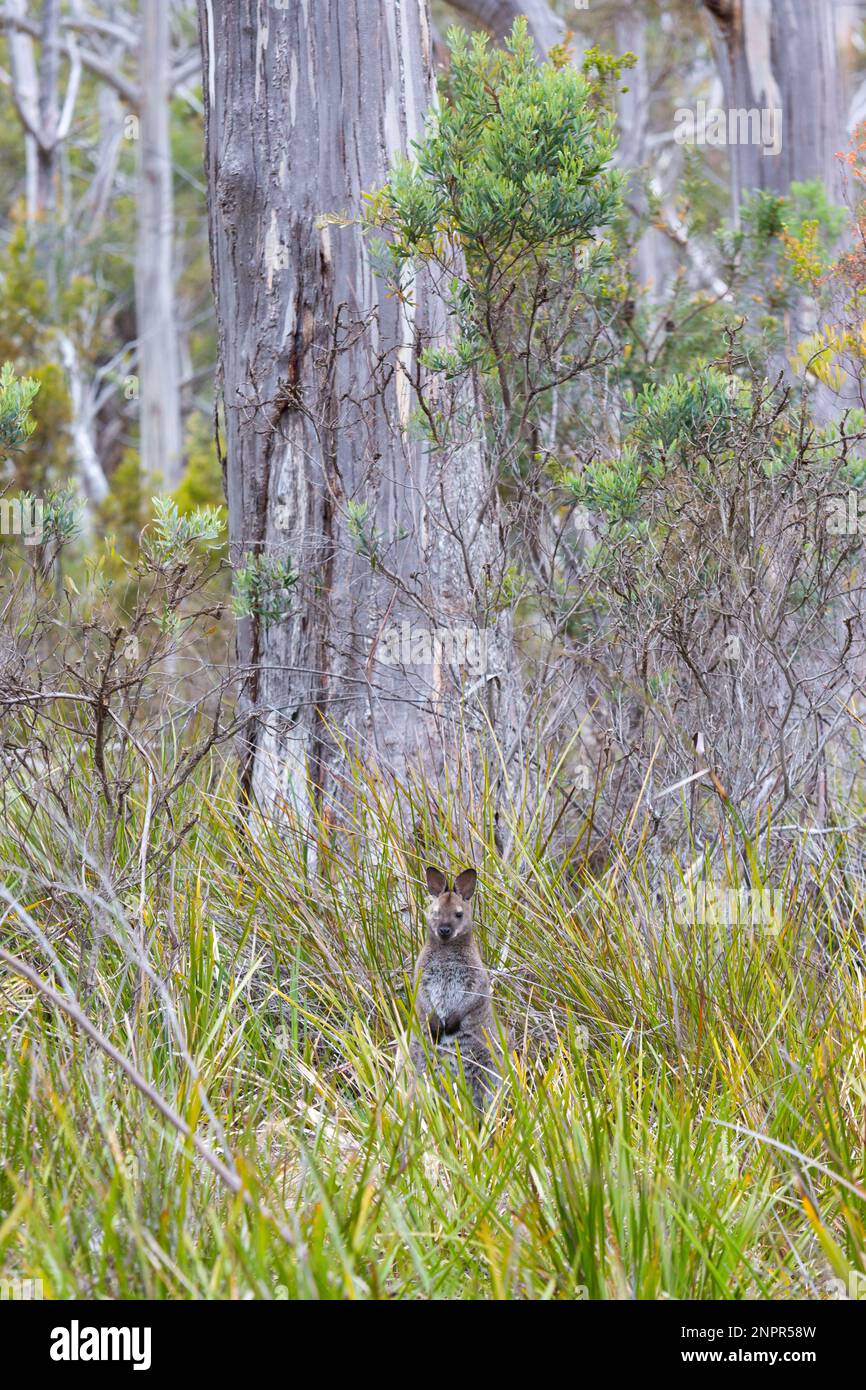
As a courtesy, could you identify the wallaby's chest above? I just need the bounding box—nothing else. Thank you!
[423,954,484,1020]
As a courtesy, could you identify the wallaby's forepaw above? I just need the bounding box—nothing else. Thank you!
[443,1010,462,1036]
[428,1012,444,1043]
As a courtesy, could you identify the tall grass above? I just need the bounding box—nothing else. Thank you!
[1,745,865,1299]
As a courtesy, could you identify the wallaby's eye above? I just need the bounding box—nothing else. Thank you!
[455,909,463,918]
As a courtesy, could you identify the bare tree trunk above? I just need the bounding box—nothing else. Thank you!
[198,0,516,823]
[704,0,844,218]
[36,0,60,225]
[136,0,183,489]
[56,331,109,508]
[447,0,589,64]
[5,2,41,224]
[6,0,60,232]
[615,3,662,297]
[447,0,563,54]
[704,0,847,418]
[3,0,105,510]
[86,80,125,236]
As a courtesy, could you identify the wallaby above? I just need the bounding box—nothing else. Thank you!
[409,865,500,1110]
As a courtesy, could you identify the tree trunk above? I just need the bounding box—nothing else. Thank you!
[87,81,125,237]
[447,0,588,64]
[136,0,183,488]
[3,0,106,509]
[56,331,109,509]
[6,0,57,232]
[198,0,516,822]
[35,0,60,225]
[704,0,844,218]
[704,0,847,419]
[5,2,42,226]
[615,3,664,297]
[447,0,563,55]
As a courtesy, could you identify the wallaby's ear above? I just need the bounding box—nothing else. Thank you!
[425,865,448,897]
[454,867,477,900]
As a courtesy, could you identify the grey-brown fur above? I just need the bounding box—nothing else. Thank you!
[409,866,500,1110]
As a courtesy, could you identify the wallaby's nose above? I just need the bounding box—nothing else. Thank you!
[438,925,453,940]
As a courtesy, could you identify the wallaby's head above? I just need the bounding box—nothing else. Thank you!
[424,866,477,944]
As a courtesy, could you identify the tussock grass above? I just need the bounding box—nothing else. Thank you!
[1,749,865,1300]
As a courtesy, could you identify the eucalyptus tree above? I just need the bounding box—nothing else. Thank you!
[2,0,106,509]
[197,0,519,821]
[3,0,77,231]
[702,0,844,216]
[1,0,202,500]
[136,0,182,487]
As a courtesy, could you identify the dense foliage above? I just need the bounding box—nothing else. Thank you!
[1,7,865,1304]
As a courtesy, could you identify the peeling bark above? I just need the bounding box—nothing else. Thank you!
[703,0,844,214]
[198,0,516,822]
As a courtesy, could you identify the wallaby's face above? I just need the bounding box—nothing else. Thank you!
[424,866,477,944]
